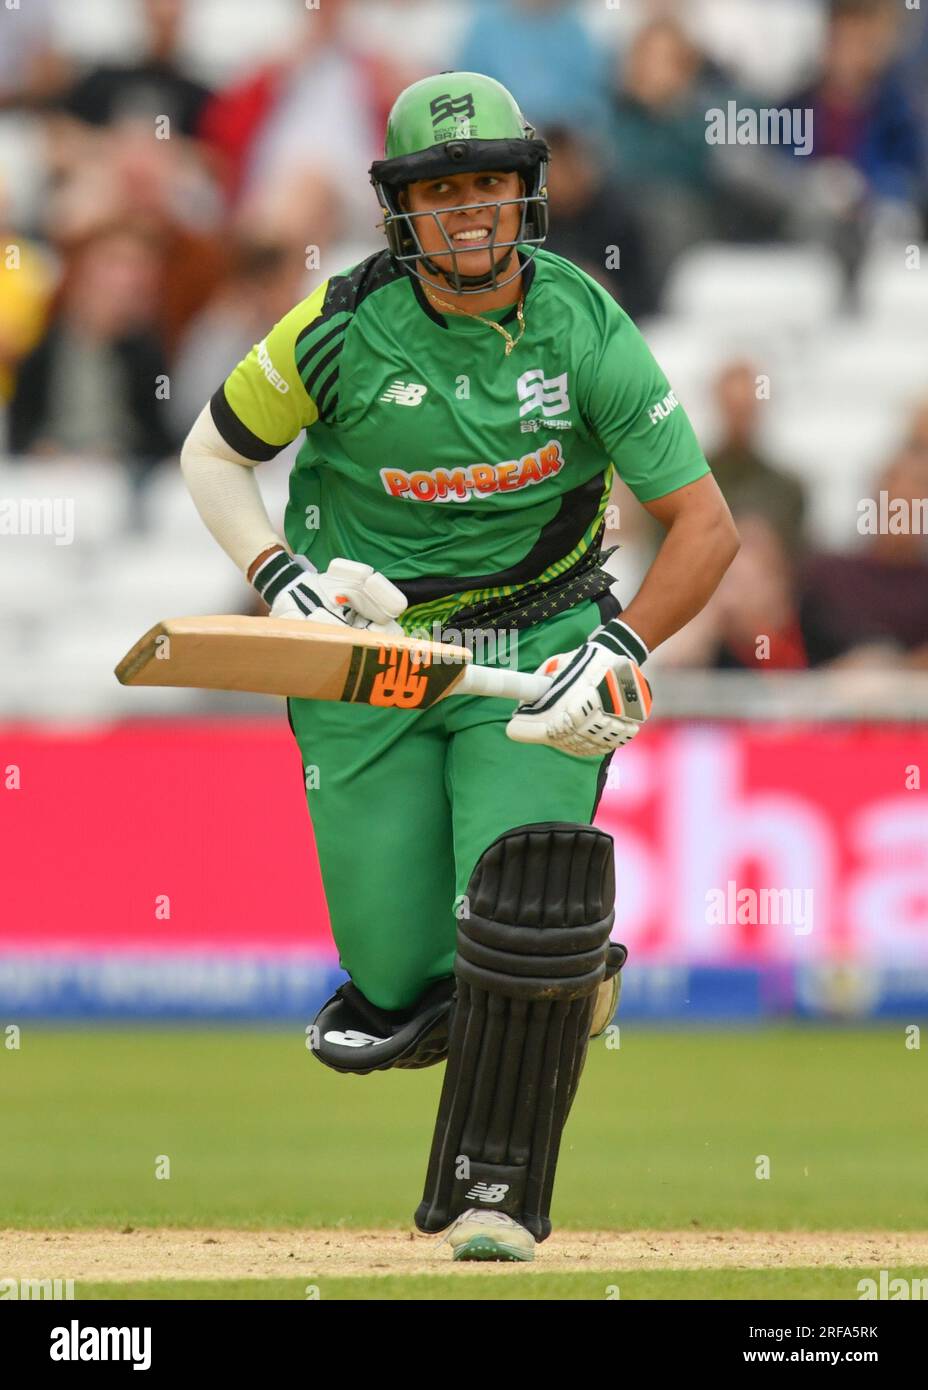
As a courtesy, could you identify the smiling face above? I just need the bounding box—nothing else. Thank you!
[398,168,525,289]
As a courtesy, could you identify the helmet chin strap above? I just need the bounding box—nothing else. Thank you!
[422,243,515,292]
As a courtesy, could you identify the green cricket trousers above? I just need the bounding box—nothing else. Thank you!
[288,601,612,1011]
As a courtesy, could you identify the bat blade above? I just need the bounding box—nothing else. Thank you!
[115,616,472,709]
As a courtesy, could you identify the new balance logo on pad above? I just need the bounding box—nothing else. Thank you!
[380,380,428,406]
[464,1181,510,1204]
[324,1029,390,1047]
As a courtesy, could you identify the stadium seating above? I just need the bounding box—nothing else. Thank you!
[663,244,846,332]
[857,244,928,327]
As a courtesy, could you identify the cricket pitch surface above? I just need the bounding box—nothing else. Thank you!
[5,1229,928,1281]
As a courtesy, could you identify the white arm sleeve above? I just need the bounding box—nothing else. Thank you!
[179,403,286,577]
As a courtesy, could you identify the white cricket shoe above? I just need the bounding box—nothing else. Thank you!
[443,1208,536,1262]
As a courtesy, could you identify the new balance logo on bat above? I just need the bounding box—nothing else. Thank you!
[464,1181,510,1204]
[380,380,428,406]
[517,368,570,419]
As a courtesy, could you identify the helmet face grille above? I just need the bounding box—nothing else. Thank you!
[371,153,549,295]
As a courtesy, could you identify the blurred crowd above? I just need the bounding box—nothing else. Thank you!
[0,0,927,674]
[645,369,928,672]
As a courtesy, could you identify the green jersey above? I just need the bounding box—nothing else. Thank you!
[211,247,709,633]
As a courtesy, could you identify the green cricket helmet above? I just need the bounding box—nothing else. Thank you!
[369,71,549,294]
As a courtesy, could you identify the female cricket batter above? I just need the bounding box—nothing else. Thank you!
[180,72,738,1262]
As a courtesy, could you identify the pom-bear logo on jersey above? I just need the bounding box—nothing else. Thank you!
[517,368,570,418]
[381,440,565,503]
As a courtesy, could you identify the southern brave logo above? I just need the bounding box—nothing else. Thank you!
[430,92,476,126]
[517,368,571,420]
[380,380,428,406]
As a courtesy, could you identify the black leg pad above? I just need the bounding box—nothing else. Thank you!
[414,822,616,1241]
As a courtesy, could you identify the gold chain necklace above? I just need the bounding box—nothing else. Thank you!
[425,285,526,356]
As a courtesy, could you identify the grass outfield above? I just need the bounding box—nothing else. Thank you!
[2,1025,926,1298]
[71,1267,928,1300]
[1,1025,924,1230]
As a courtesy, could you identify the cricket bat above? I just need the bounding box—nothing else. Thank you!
[115,615,552,709]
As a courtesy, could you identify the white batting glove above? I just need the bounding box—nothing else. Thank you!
[252,552,407,634]
[506,618,652,759]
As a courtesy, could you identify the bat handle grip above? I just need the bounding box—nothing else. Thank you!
[456,663,552,703]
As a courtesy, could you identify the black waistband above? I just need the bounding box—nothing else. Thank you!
[445,542,620,636]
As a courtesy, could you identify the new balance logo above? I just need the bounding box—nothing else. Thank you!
[323,1029,389,1047]
[380,380,428,406]
[648,389,679,425]
[517,368,570,419]
[464,1181,510,1204]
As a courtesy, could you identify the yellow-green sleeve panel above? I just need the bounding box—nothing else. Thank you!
[209,281,328,458]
